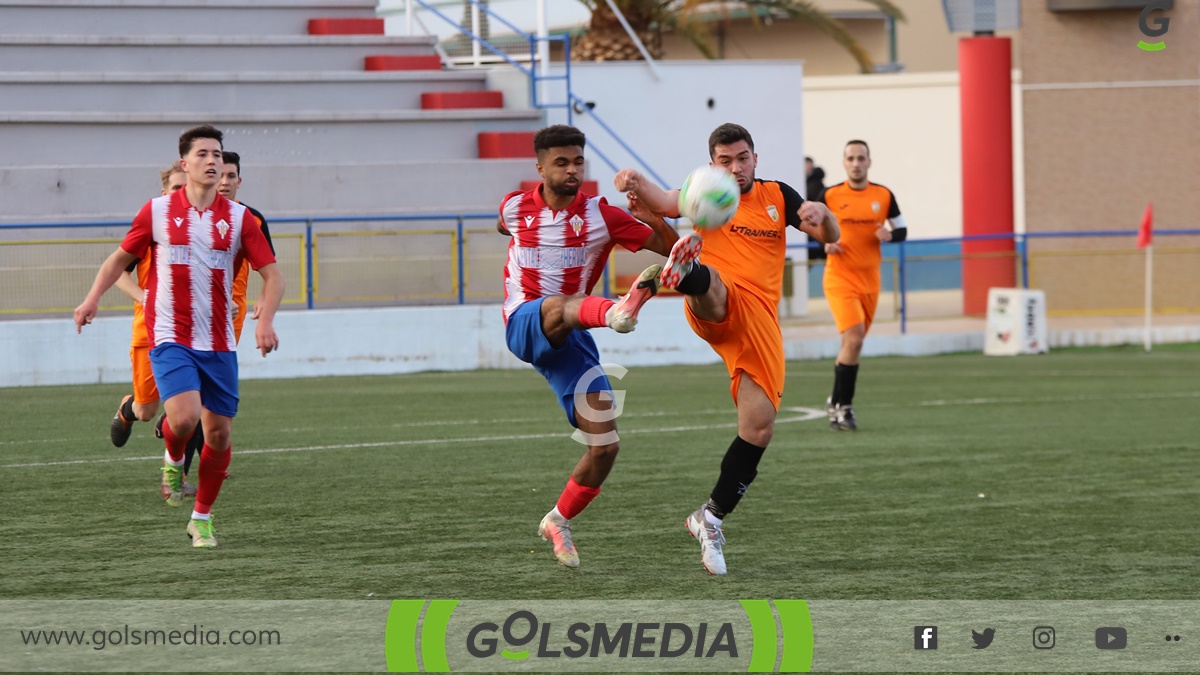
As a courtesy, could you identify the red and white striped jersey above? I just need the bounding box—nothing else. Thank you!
[120,189,276,352]
[500,186,651,321]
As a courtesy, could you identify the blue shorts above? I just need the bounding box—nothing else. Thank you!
[149,343,240,418]
[506,298,612,428]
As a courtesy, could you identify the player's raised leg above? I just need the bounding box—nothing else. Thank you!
[607,264,661,333]
[661,235,730,324]
[539,266,661,340]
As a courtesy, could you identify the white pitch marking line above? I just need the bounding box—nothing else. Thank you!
[0,408,827,469]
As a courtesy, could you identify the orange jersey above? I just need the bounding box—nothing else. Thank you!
[231,204,272,343]
[820,182,900,293]
[696,179,803,306]
[129,256,152,348]
[232,259,250,342]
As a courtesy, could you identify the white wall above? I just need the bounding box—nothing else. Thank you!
[0,302,715,388]
[539,60,807,205]
[803,70,1025,239]
[7,303,1192,389]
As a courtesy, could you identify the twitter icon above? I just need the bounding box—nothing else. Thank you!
[972,628,996,649]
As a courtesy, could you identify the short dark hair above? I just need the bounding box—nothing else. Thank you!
[708,123,754,158]
[845,139,870,156]
[533,125,586,157]
[179,125,223,158]
[222,151,241,175]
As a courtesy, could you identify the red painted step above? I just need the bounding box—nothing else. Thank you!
[308,18,384,35]
[421,91,504,110]
[520,180,600,195]
[364,55,441,71]
[477,132,536,159]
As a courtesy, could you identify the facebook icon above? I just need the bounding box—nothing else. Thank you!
[914,626,938,650]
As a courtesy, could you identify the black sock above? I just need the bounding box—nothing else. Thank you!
[834,363,859,406]
[675,263,711,296]
[707,436,767,518]
[121,397,136,423]
[183,426,205,475]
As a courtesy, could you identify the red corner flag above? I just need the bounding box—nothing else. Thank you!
[1137,203,1154,248]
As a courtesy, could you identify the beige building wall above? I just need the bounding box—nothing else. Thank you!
[804,70,1026,240]
[1021,0,1200,314]
[659,0,1019,75]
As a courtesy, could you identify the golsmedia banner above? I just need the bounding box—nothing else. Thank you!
[385,600,810,672]
[4,600,1200,671]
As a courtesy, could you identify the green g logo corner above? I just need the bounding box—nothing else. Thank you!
[1137,0,1170,51]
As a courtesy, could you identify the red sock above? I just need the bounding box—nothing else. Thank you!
[577,296,615,329]
[556,476,601,520]
[161,417,188,463]
[194,443,231,515]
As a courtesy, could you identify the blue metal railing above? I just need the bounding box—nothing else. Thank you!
[796,227,1200,334]
[4,219,1196,325]
[411,0,670,188]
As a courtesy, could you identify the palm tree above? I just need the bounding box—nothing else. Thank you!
[573,0,905,73]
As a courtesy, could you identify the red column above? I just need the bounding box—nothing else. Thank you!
[959,36,1015,315]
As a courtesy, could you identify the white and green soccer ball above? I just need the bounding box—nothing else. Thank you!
[678,166,740,229]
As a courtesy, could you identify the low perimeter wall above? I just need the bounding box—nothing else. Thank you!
[3,302,1198,388]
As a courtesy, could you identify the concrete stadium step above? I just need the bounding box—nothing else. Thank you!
[0,110,543,166]
[0,0,380,37]
[0,35,438,72]
[0,71,493,114]
[0,160,539,223]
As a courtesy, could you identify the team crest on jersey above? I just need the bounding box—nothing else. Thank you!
[871,202,881,214]
[215,219,229,239]
[173,217,184,228]
[524,215,536,228]
[569,214,585,235]
[766,205,779,222]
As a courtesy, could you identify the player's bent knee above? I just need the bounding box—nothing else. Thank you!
[742,426,773,448]
[204,429,231,451]
[587,442,619,460]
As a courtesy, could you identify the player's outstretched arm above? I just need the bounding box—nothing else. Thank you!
[252,262,284,357]
[75,248,138,333]
[614,168,681,218]
[627,194,679,257]
[114,271,144,304]
[797,201,840,245]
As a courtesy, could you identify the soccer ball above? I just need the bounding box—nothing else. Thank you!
[678,166,740,228]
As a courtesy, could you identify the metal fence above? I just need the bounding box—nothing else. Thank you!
[2,218,1197,333]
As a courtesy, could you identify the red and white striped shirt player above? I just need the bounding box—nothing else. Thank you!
[499,186,653,322]
[74,125,285,550]
[496,125,680,572]
[121,189,276,352]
